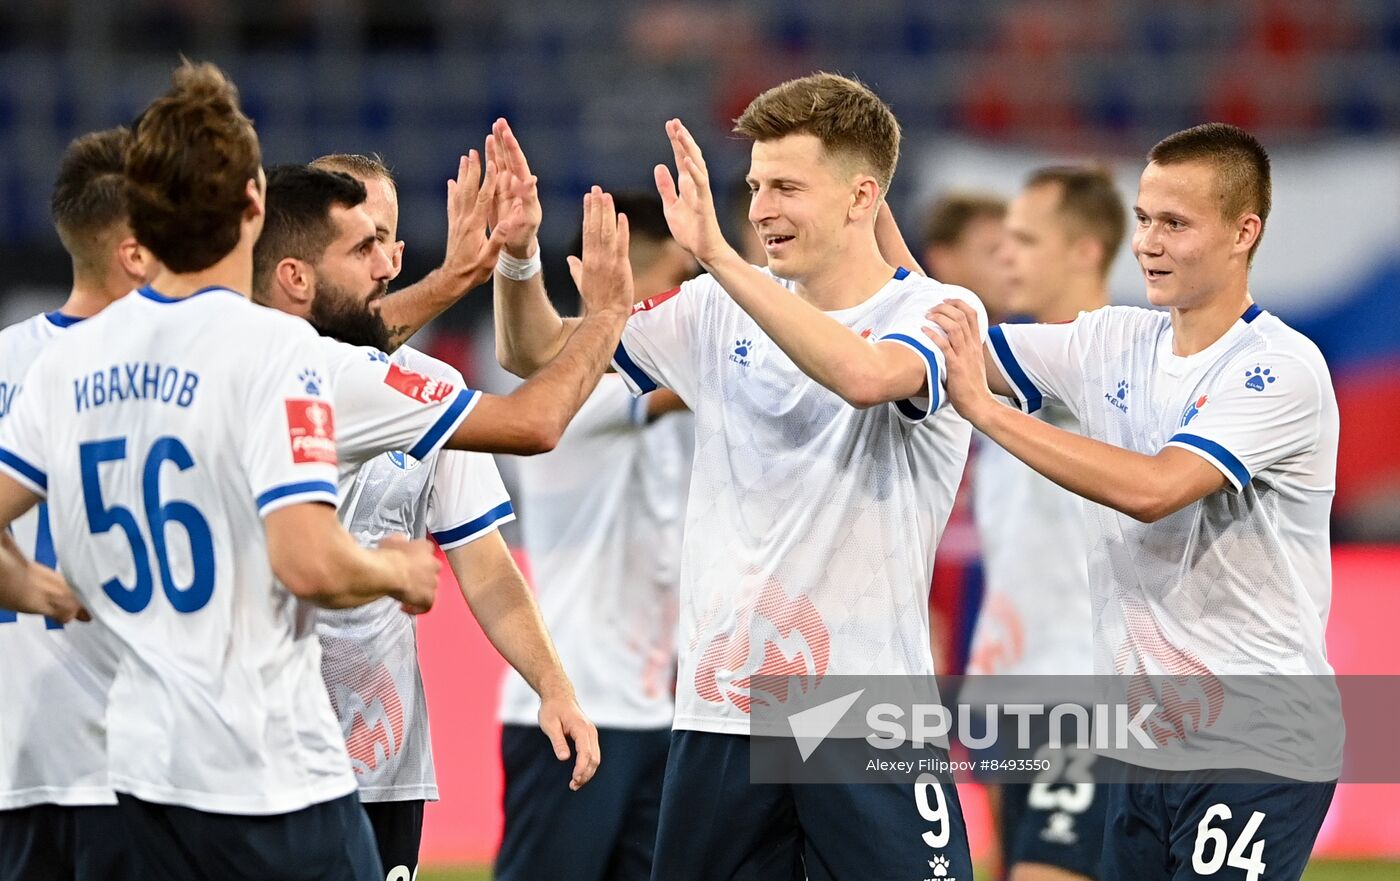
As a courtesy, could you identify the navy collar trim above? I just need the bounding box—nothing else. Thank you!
[1241,303,1263,323]
[893,266,911,281]
[44,311,85,328]
[137,285,239,304]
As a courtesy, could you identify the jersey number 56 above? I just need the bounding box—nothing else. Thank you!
[80,436,215,614]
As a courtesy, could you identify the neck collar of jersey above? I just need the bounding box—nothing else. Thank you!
[1241,303,1263,323]
[44,311,86,328]
[137,285,238,304]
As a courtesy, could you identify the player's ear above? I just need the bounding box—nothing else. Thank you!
[849,176,881,223]
[115,234,148,285]
[244,175,265,223]
[1233,212,1262,259]
[389,240,405,280]
[275,257,314,308]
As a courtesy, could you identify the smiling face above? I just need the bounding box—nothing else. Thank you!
[307,203,395,350]
[746,133,876,283]
[1132,159,1257,309]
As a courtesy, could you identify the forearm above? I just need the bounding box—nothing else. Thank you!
[0,531,39,613]
[493,263,577,377]
[507,308,627,442]
[875,202,925,275]
[379,267,481,351]
[452,549,572,699]
[971,402,1208,522]
[706,250,914,407]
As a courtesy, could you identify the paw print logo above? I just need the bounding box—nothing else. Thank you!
[298,369,324,396]
[1244,366,1276,392]
[928,854,951,878]
[1115,379,1129,400]
[734,339,753,358]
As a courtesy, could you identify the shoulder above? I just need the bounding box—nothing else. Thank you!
[393,345,467,387]
[1227,313,1332,393]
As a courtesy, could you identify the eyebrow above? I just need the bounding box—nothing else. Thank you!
[350,233,377,253]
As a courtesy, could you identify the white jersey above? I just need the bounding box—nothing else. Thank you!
[966,401,1094,683]
[499,375,689,730]
[0,286,479,815]
[319,346,513,803]
[990,304,1342,778]
[0,312,118,809]
[612,268,985,735]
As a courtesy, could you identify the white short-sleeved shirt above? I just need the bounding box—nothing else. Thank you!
[611,267,986,735]
[966,401,1094,685]
[0,312,119,809]
[499,376,690,730]
[0,287,482,814]
[989,303,1342,778]
[319,346,514,803]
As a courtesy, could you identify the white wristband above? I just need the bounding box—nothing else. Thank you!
[497,248,542,281]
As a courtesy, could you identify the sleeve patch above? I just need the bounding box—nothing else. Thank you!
[285,399,338,465]
[384,363,457,404]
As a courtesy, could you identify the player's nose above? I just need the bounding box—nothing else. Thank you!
[371,241,394,280]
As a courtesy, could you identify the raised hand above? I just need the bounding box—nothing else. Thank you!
[654,118,732,267]
[381,533,441,615]
[440,149,517,290]
[486,118,543,258]
[566,187,633,318]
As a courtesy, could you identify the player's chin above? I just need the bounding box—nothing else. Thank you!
[1143,283,1180,308]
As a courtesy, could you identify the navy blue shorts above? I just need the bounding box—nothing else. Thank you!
[1101,772,1335,881]
[115,791,381,881]
[0,804,137,881]
[361,800,423,881]
[997,743,1107,879]
[496,724,671,881]
[649,730,973,881]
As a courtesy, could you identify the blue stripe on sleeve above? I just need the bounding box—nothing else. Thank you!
[431,500,515,548]
[255,480,338,515]
[406,388,478,461]
[879,332,941,421]
[1168,433,1251,489]
[987,325,1043,414]
[0,448,47,493]
[612,343,658,394]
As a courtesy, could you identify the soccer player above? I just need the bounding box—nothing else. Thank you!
[493,76,986,879]
[313,150,511,350]
[962,166,1126,881]
[921,191,1012,320]
[495,192,692,881]
[0,127,152,881]
[253,161,592,881]
[0,61,441,880]
[926,124,1340,881]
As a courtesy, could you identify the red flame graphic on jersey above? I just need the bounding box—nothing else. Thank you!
[694,575,831,714]
[1114,600,1225,747]
[322,638,406,774]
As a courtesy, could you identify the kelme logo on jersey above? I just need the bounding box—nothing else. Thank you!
[1105,379,1129,413]
[730,338,754,368]
[1244,365,1276,391]
[297,369,324,396]
[695,576,831,714]
[286,399,337,465]
[1181,394,1208,427]
[384,363,455,405]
